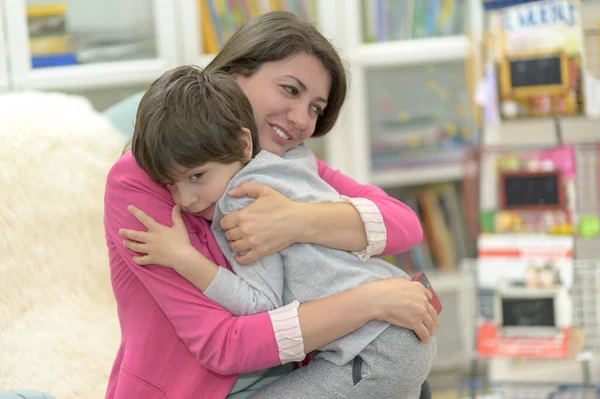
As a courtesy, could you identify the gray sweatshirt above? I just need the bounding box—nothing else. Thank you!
[204,146,410,365]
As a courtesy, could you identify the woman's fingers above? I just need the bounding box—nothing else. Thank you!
[429,304,441,331]
[224,227,244,242]
[127,205,155,229]
[423,306,437,337]
[118,228,147,242]
[233,249,260,265]
[229,238,251,253]
[413,323,431,343]
[220,211,240,231]
[228,181,274,199]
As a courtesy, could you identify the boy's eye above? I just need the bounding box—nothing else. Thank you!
[190,173,203,180]
[283,85,299,95]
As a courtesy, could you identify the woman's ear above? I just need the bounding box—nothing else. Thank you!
[240,127,254,160]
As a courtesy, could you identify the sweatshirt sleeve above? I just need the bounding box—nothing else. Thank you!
[316,157,423,256]
[104,154,284,374]
[204,192,286,310]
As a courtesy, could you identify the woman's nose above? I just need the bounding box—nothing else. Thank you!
[287,105,309,131]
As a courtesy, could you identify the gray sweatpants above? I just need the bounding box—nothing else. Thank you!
[250,326,436,399]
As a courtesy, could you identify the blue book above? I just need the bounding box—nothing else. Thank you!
[31,53,77,68]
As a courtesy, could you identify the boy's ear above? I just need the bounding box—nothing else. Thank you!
[240,127,253,160]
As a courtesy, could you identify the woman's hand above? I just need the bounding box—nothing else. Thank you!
[119,205,196,268]
[220,182,305,264]
[368,278,440,343]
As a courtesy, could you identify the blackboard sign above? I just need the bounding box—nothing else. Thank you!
[510,56,562,88]
[500,51,569,98]
[501,297,556,327]
[499,171,565,210]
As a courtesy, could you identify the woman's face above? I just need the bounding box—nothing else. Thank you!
[235,53,332,156]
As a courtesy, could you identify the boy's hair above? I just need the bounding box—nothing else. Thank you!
[132,65,260,183]
[205,11,347,138]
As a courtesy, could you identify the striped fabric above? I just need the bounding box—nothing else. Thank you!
[340,196,387,261]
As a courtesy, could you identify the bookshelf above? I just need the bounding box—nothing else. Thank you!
[3,0,179,91]
[332,0,485,374]
[0,2,8,93]
[335,0,484,186]
[350,35,470,68]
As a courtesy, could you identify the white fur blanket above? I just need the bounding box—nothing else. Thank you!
[0,92,126,398]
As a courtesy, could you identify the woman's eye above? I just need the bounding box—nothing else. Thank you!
[311,104,324,115]
[283,85,299,95]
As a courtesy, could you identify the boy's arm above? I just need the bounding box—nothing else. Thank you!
[176,242,285,316]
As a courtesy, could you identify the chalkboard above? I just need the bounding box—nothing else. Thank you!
[501,297,556,327]
[500,171,564,210]
[509,56,562,88]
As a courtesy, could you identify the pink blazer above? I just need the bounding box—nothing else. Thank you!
[103,152,281,399]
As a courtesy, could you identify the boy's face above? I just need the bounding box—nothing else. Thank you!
[165,160,245,221]
[163,128,253,221]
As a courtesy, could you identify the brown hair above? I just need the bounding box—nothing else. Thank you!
[205,11,347,138]
[131,65,259,183]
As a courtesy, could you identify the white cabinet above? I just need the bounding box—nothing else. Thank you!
[0,1,10,92]
[334,0,484,186]
[4,0,178,91]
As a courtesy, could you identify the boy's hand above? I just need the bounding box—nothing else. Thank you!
[119,205,195,268]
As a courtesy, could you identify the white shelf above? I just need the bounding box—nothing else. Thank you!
[18,58,171,91]
[370,162,463,189]
[350,35,469,68]
[427,272,466,294]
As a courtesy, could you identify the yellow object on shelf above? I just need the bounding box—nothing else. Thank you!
[29,35,70,56]
[27,3,67,18]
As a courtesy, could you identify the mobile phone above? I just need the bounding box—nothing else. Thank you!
[412,272,442,314]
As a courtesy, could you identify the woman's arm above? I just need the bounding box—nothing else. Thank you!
[314,158,423,256]
[220,157,422,265]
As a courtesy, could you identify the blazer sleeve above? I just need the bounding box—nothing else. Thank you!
[316,157,423,255]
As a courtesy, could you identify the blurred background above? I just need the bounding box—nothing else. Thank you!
[2,1,600,398]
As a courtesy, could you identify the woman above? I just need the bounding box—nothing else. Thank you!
[104,12,439,399]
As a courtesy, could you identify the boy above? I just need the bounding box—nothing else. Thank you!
[125,65,435,398]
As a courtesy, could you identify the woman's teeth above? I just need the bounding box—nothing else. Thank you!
[272,126,290,140]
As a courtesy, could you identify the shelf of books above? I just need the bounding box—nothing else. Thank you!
[381,182,476,276]
[194,0,319,57]
[4,0,178,91]
[351,36,469,67]
[0,2,8,92]
[370,163,463,189]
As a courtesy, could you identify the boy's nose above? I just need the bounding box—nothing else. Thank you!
[179,193,199,209]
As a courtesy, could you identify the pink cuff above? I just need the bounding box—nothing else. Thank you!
[340,196,386,261]
[268,301,305,364]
